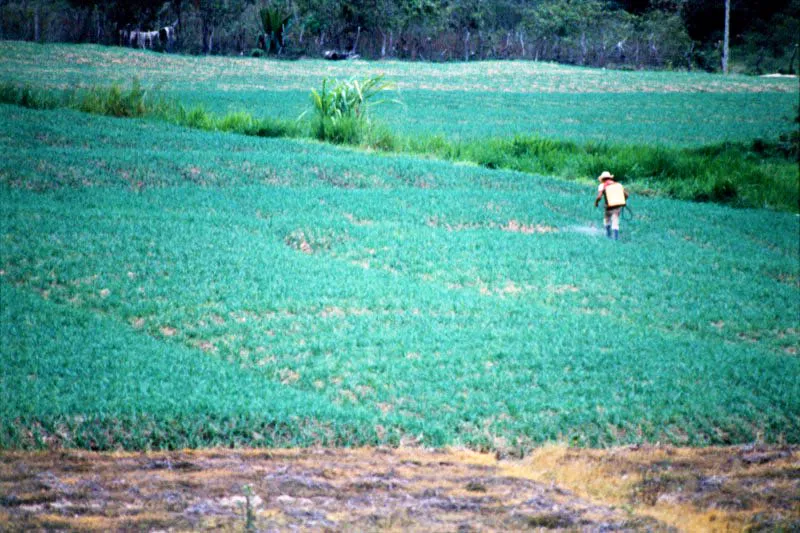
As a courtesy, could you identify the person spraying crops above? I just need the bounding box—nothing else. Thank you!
[594,171,629,240]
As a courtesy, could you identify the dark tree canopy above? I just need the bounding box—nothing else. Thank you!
[2,0,797,73]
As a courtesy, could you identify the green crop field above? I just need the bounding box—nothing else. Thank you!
[1,42,797,145]
[1,43,798,452]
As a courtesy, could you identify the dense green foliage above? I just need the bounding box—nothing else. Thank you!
[1,103,798,451]
[257,5,292,55]
[305,74,397,144]
[0,79,302,138]
[0,78,170,117]
[1,0,797,74]
[404,135,799,211]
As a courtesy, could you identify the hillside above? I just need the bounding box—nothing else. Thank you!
[1,42,799,531]
[2,102,798,450]
[1,42,796,146]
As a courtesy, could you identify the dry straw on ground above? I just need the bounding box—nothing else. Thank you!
[1,445,797,531]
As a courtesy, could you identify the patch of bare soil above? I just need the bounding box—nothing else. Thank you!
[0,445,797,531]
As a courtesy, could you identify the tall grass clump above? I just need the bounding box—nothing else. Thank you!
[170,105,301,137]
[69,79,173,118]
[576,141,798,209]
[0,82,60,110]
[248,117,302,138]
[220,110,301,138]
[216,110,259,134]
[174,104,216,130]
[0,80,300,140]
[0,79,172,118]
[73,79,153,117]
[396,133,799,212]
[304,74,399,146]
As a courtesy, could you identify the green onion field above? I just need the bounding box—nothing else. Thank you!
[1,42,798,452]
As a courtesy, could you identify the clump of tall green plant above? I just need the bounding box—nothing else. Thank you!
[72,78,172,117]
[400,133,799,212]
[170,105,300,137]
[0,79,171,118]
[0,80,300,139]
[0,83,60,110]
[258,5,291,55]
[304,74,399,146]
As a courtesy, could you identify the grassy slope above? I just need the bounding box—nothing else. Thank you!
[1,284,384,449]
[1,104,798,450]
[0,41,796,146]
[2,41,796,212]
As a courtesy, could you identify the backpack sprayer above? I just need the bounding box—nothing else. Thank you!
[597,180,633,240]
[605,182,634,220]
[604,182,626,209]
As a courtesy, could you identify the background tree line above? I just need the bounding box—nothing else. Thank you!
[1,0,797,73]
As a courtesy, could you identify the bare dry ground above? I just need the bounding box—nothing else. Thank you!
[1,445,797,531]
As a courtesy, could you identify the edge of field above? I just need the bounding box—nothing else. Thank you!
[1,445,797,531]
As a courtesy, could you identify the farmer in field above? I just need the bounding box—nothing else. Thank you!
[594,171,628,240]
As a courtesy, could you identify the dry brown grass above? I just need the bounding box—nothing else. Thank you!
[1,445,796,531]
[508,444,799,532]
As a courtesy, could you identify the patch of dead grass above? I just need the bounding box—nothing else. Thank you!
[426,217,559,235]
[342,212,374,226]
[505,444,799,532]
[2,446,797,531]
[502,219,558,234]
[549,284,580,295]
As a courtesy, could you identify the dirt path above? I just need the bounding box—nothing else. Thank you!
[1,445,797,531]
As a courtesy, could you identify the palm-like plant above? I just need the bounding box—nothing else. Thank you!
[306,74,398,144]
[308,75,396,121]
[258,5,291,55]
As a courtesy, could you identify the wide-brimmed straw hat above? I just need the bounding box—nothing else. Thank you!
[597,171,614,182]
